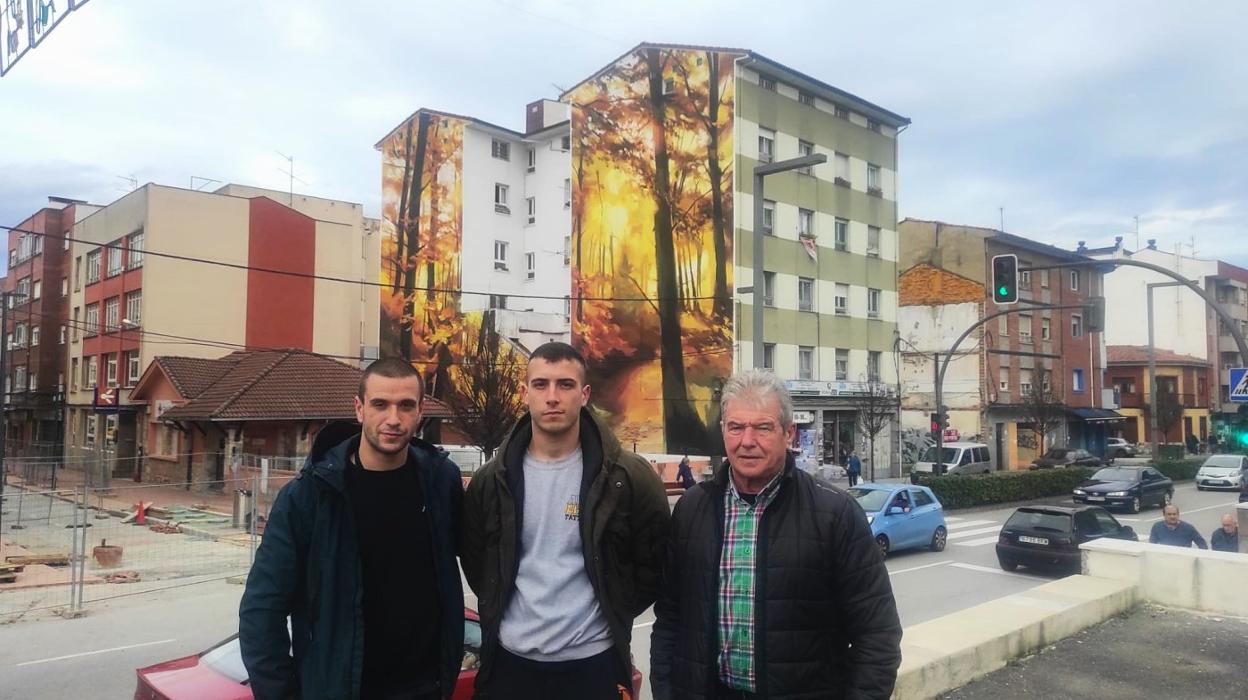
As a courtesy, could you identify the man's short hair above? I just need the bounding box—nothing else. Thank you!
[720,369,794,428]
[528,342,588,380]
[358,357,423,398]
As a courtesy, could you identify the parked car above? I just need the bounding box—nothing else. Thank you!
[1072,466,1173,513]
[134,609,643,700]
[1106,437,1137,459]
[1195,454,1247,491]
[849,483,947,557]
[996,505,1137,574]
[911,441,993,476]
[1029,447,1104,470]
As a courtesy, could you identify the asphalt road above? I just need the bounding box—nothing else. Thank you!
[2,473,1241,700]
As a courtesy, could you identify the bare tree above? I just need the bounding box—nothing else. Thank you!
[1154,387,1184,445]
[444,313,526,457]
[855,381,898,482]
[1019,380,1066,457]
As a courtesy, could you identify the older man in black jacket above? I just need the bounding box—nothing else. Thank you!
[651,369,902,700]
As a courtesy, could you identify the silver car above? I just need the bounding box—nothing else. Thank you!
[1195,454,1246,491]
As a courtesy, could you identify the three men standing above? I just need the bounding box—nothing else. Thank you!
[651,369,903,699]
[461,342,670,699]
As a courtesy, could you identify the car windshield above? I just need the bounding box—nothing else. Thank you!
[920,447,959,463]
[1091,468,1139,482]
[1005,510,1072,534]
[1202,456,1242,469]
[1042,449,1069,459]
[201,637,249,684]
[848,487,892,512]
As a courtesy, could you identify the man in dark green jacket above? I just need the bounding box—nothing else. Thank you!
[461,342,670,699]
[239,359,465,700]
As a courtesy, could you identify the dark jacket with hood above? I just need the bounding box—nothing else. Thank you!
[650,455,902,700]
[460,408,670,698]
[239,423,465,700]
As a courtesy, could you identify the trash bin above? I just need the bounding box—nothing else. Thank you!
[233,489,253,529]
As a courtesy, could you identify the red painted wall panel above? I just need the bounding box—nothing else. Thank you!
[246,198,315,350]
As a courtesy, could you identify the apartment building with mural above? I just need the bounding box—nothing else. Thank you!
[898,220,1117,469]
[377,42,909,472]
[62,183,378,482]
[1083,236,1248,437]
[2,197,99,454]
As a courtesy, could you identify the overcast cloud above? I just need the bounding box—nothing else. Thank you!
[2,0,1245,266]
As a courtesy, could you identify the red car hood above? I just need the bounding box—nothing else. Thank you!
[136,655,252,700]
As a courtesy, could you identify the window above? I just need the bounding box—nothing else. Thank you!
[71,358,79,390]
[84,304,99,336]
[759,75,776,91]
[7,249,13,269]
[491,139,510,161]
[63,235,69,251]
[127,351,141,385]
[868,351,881,382]
[1019,314,1033,344]
[834,218,848,251]
[758,127,775,163]
[912,489,934,507]
[763,271,775,307]
[1070,270,1080,291]
[999,367,1009,392]
[1020,260,1032,289]
[563,178,571,208]
[128,231,144,268]
[16,276,30,299]
[763,343,775,371]
[72,307,80,342]
[32,279,41,299]
[526,196,536,225]
[125,290,142,326]
[835,283,849,315]
[1073,368,1085,393]
[798,208,814,237]
[798,346,814,380]
[834,152,850,185]
[105,297,120,333]
[31,326,39,346]
[525,252,536,280]
[563,295,571,318]
[493,241,509,271]
[867,164,882,195]
[493,184,509,214]
[86,250,101,283]
[762,199,775,235]
[867,226,881,258]
[86,355,97,388]
[998,313,1009,337]
[1072,314,1083,338]
[1041,269,1050,288]
[798,91,814,106]
[13,324,25,347]
[61,277,67,296]
[834,104,849,119]
[1041,317,1051,341]
[798,277,814,312]
[106,243,123,277]
[797,140,814,175]
[60,325,66,344]
[1042,370,1053,392]
[488,294,507,310]
[75,256,82,290]
[868,118,881,133]
[526,147,536,172]
[867,288,881,319]
[1020,369,1033,395]
[14,366,26,393]
[106,354,118,386]
[835,349,849,381]
[563,235,571,266]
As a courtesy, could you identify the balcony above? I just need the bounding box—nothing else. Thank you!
[1119,392,1205,409]
[1219,334,1241,353]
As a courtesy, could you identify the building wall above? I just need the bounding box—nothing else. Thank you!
[460,123,529,313]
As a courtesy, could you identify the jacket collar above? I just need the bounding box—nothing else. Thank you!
[496,407,621,474]
[712,450,798,494]
[301,420,447,493]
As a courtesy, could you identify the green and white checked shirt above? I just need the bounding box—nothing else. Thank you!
[717,472,784,692]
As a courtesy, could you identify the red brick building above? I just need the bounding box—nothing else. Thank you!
[1106,345,1212,445]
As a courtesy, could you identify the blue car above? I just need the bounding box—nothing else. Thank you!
[848,483,947,557]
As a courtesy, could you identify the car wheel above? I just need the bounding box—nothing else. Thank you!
[1196,484,1205,491]
[930,526,948,552]
[1129,496,1142,514]
[998,557,1018,572]
[875,534,890,558]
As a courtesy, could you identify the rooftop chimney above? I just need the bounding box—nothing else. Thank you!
[1076,241,1087,252]
[1147,238,1157,249]
[1114,236,1123,247]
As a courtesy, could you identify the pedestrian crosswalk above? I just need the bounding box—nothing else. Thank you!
[945,516,1003,547]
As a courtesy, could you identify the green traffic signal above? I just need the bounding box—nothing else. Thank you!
[991,254,1019,304]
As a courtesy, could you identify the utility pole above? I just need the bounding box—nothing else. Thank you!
[933,352,943,475]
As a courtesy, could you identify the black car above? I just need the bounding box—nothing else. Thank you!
[996,505,1137,574]
[1072,466,1173,513]
[1029,447,1104,470]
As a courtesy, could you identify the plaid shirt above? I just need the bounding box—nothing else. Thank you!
[718,472,783,692]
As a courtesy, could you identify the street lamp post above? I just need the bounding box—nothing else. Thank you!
[752,154,826,369]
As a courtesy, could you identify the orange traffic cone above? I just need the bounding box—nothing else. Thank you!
[135,502,147,525]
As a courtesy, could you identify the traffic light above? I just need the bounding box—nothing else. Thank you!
[1085,296,1106,333]
[992,254,1019,305]
[930,413,941,435]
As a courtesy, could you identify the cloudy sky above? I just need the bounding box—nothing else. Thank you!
[2,0,1245,267]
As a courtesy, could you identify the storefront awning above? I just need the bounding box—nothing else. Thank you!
[1067,407,1126,423]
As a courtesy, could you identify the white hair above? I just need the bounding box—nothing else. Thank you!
[720,369,793,428]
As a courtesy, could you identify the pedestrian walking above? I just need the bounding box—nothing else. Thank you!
[461,342,670,700]
[651,369,902,700]
[1149,505,1208,549]
[1186,432,1199,455]
[239,358,465,700]
[1210,513,1239,553]
[847,450,862,487]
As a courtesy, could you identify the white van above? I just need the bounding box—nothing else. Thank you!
[912,441,993,476]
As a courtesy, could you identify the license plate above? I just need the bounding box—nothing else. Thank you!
[1086,496,1105,502]
[1018,535,1049,545]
